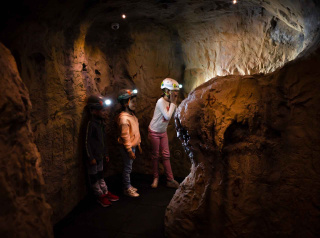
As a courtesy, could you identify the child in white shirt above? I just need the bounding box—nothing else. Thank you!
[148,78,180,189]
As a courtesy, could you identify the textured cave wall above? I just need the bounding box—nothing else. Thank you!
[1,0,319,224]
[146,0,319,93]
[165,40,320,237]
[0,43,53,238]
[179,11,305,92]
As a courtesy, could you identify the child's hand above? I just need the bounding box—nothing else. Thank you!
[105,156,110,163]
[138,145,143,154]
[129,150,136,160]
[170,91,178,104]
[90,159,97,165]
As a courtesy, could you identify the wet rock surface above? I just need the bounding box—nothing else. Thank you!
[0,43,53,238]
[165,43,320,237]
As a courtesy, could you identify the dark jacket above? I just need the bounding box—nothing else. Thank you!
[86,117,108,162]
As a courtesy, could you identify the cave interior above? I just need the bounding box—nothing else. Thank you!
[0,0,320,237]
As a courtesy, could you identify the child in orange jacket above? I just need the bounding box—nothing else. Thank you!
[116,89,142,197]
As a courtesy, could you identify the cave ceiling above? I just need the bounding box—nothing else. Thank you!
[3,0,318,42]
[2,0,319,87]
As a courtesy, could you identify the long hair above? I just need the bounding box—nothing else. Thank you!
[119,98,129,111]
[162,88,169,98]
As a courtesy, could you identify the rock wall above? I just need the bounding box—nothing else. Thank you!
[165,43,320,237]
[0,43,53,238]
[178,11,305,92]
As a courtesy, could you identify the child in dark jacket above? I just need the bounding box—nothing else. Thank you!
[86,95,119,207]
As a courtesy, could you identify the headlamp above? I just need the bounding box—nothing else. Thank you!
[104,99,112,106]
[132,89,138,94]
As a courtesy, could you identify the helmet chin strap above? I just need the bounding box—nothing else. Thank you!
[164,90,170,99]
[126,97,131,107]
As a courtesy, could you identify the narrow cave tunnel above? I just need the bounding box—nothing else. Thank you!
[0,0,320,238]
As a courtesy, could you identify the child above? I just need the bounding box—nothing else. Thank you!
[86,95,119,207]
[148,78,180,189]
[117,89,142,197]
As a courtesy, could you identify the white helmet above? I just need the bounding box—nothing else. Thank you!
[161,78,180,91]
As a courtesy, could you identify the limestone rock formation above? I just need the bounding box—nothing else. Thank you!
[0,43,53,238]
[165,43,320,237]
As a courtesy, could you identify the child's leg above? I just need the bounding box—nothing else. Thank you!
[148,129,161,179]
[88,160,104,197]
[160,132,174,181]
[98,171,108,194]
[89,174,104,197]
[95,159,108,194]
[121,146,134,189]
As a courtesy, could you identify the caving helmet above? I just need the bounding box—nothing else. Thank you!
[161,78,180,91]
[117,89,138,102]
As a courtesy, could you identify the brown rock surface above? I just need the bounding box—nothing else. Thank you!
[165,43,320,237]
[0,43,53,238]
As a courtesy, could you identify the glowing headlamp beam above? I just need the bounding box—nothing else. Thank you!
[132,89,138,94]
[104,99,112,106]
[179,84,183,89]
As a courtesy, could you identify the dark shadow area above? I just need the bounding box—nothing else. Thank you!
[54,173,183,238]
[223,121,250,146]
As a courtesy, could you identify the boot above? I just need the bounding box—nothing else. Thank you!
[151,177,158,188]
[166,179,179,189]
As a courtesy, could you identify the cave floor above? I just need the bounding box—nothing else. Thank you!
[54,173,180,238]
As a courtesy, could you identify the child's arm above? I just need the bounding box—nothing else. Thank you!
[138,129,142,154]
[120,123,136,159]
[85,121,96,164]
[103,125,109,161]
[158,99,176,121]
[138,144,143,154]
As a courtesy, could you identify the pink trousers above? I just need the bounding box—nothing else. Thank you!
[148,128,174,181]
